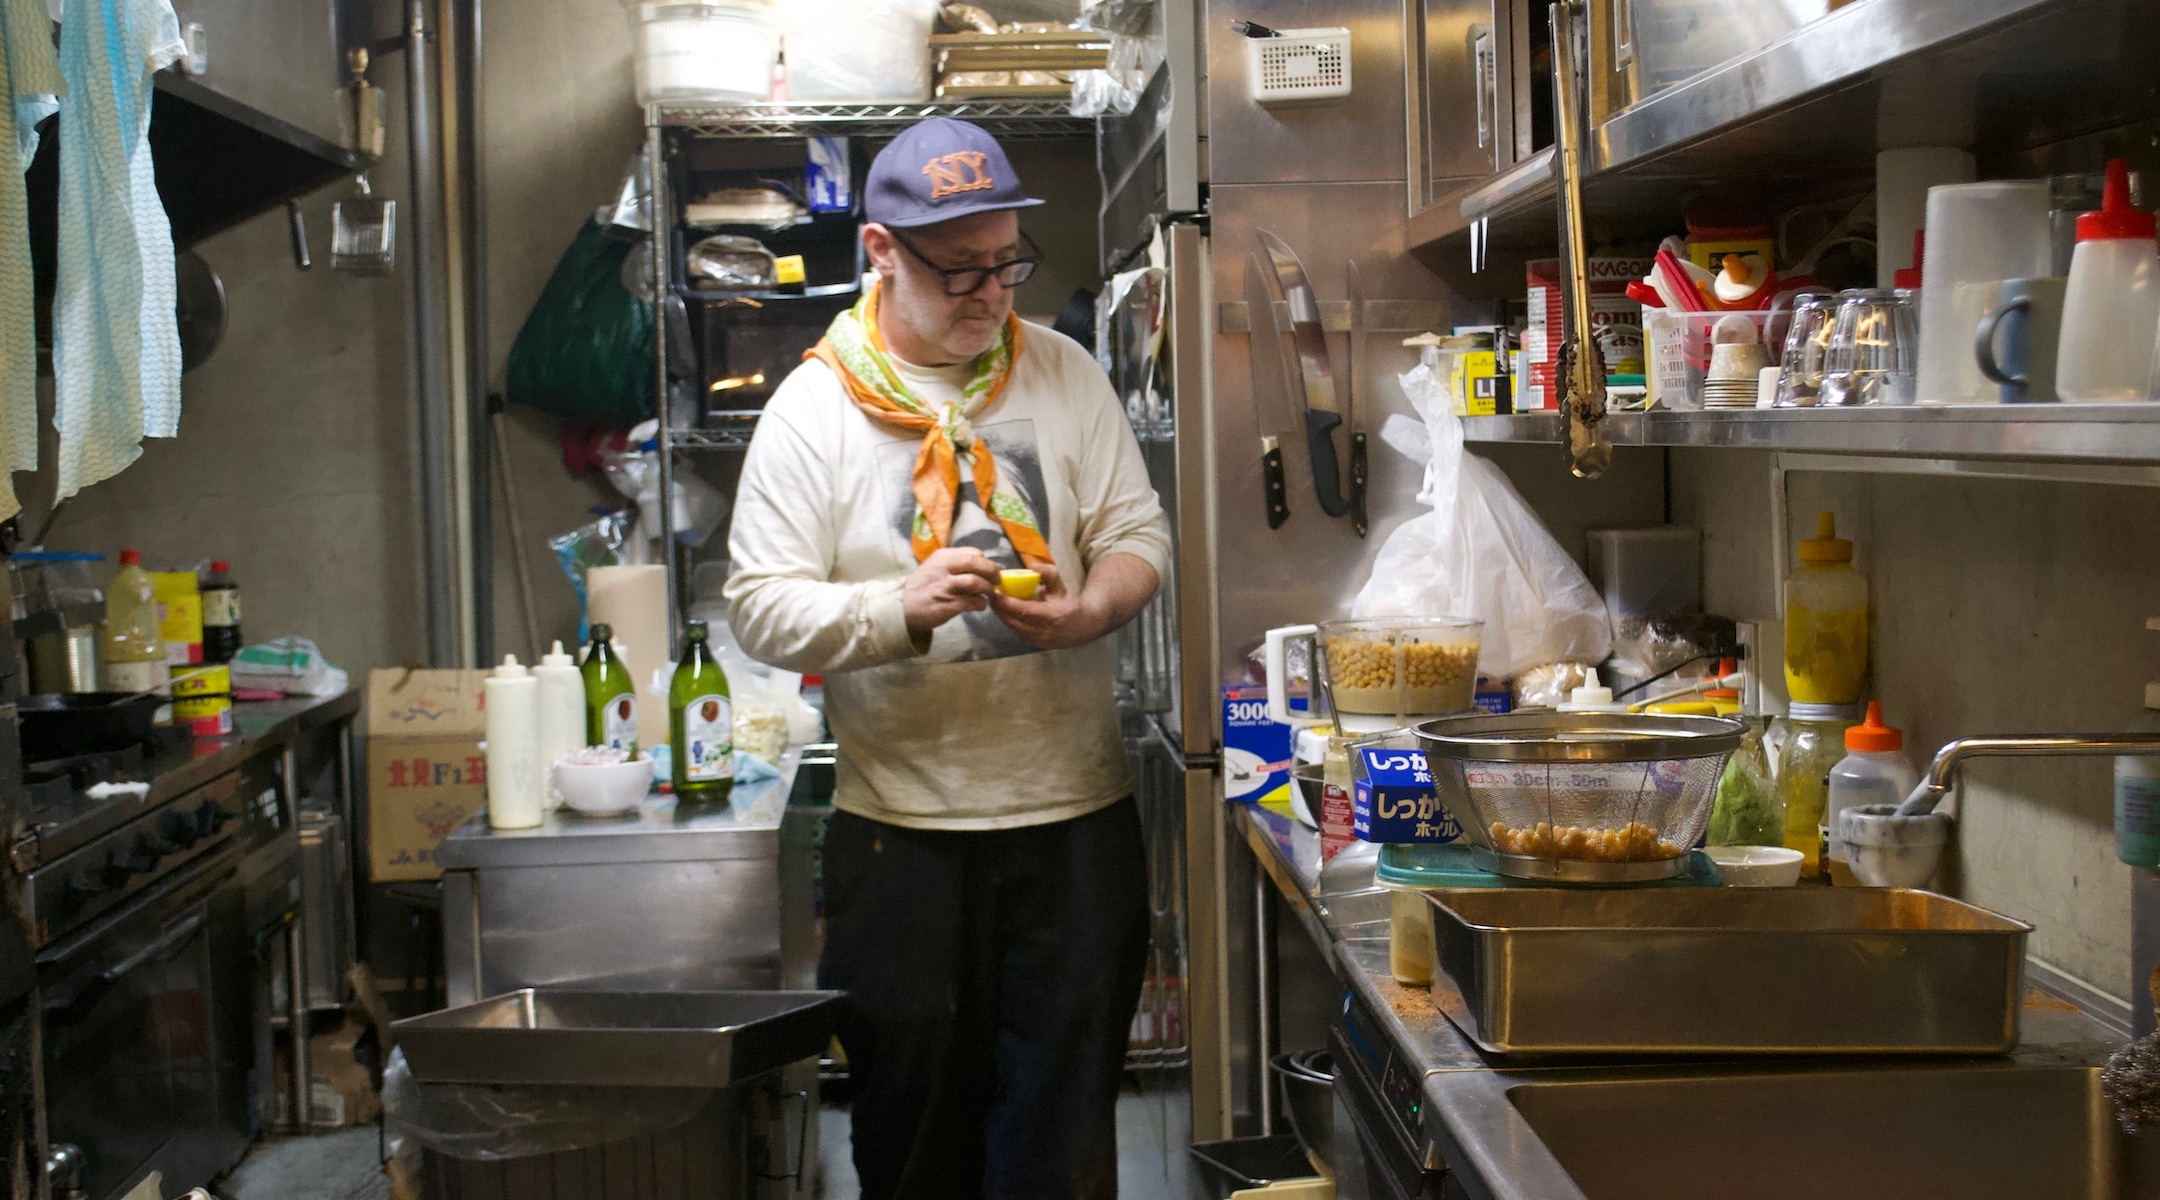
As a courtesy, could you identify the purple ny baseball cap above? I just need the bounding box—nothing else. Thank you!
[863,117,1045,229]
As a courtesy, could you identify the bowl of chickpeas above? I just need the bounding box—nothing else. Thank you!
[1314,616,1484,721]
[1414,711,1747,883]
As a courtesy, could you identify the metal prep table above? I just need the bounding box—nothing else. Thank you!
[428,758,823,1200]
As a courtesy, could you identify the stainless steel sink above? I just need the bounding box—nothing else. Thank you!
[1426,1052,2160,1200]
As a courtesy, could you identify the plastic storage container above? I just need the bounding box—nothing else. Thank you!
[782,0,934,102]
[1823,701,1919,885]
[1376,843,1498,985]
[1776,702,1858,879]
[2055,159,2160,403]
[632,3,777,105]
[1783,512,1868,705]
[1916,179,2054,404]
[1585,526,1701,620]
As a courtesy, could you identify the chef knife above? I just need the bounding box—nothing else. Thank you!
[1344,258,1370,538]
[1243,251,1294,529]
[1256,230,1352,519]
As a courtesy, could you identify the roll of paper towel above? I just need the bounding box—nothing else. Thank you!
[587,564,671,749]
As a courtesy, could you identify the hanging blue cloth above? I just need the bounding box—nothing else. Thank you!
[51,0,183,500]
[0,0,60,518]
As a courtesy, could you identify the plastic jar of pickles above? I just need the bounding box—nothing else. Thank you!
[1776,703,1858,879]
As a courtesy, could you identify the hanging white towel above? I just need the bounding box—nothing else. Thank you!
[0,0,60,519]
[51,0,183,501]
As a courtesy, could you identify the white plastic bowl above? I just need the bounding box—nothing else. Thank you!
[554,755,653,817]
[1706,845,1805,887]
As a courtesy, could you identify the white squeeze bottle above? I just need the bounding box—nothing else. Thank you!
[2056,158,2160,402]
[484,655,543,829]
[533,641,585,812]
[1823,701,1919,887]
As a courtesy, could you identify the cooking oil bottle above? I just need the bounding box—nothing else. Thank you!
[669,620,733,804]
[580,623,637,752]
[102,549,167,694]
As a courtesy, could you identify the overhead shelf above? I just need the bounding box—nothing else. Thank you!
[1460,405,2160,465]
[652,99,1094,141]
[1409,0,2147,257]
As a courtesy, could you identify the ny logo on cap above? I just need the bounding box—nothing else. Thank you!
[922,151,995,200]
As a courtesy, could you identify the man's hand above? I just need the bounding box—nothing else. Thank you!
[991,554,1160,651]
[902,547,1002,634]
[986,563,1107,651]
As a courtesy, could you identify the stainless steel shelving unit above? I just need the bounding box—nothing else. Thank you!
[1463,404,2160,466]
[656,99,1094,141]
[1410,0,2124,255]
[644,97,1094,631]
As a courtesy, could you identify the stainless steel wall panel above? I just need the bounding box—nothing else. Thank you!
[1205,0,1409,184]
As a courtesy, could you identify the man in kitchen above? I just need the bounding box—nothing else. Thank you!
[724,117,1172,1199]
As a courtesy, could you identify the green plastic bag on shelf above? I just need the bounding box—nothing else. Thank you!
[505,220,655,427]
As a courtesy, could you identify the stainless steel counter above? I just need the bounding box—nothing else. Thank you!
[438,757,808,1005]
[1233,802,2150,1200]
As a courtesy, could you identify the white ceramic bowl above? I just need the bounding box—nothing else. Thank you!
[554,755,653,817]
[1706,845,1805,887]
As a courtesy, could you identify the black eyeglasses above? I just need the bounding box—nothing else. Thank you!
[888,229,1042,296]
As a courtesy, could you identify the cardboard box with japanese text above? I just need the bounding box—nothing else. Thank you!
[367,668,488,881]
[1353,747,1463,843]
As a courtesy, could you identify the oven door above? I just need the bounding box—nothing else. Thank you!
[38,840,251,1200]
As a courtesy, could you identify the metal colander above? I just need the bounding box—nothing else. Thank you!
[1414,711,1746,882]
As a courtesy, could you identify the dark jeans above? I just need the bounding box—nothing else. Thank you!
[818,797,1150,1200]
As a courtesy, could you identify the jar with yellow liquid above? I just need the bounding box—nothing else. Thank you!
[1784,511,1868,705]
[1776,703,1857,879]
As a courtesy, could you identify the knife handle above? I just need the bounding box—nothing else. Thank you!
[1305,409,1350,518]
[1349,432,1368,538]
[1263,443,1289,529]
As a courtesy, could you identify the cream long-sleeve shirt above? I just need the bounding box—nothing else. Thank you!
[723,322,1172,830]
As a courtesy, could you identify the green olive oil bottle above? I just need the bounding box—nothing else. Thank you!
[670,620,733,804]
[580,623,638,752]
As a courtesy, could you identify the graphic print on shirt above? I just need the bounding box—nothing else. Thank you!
[876,417,1047,663]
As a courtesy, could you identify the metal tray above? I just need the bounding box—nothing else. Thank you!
[393,988,844,1087]
[1426,888,2030,1056]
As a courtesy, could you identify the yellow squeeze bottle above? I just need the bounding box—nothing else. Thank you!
[1784,512,1868,705]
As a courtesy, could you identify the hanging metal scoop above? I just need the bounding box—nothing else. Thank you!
[1549,0,1610,479]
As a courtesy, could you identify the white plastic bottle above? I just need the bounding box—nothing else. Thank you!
[1823,701,1919,886]
[532,640,585,812]
[1555,670,1629,713]
[2056,158,2160,402]
[484,655,543,830]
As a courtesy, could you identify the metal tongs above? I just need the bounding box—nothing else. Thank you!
[1549,0,1610,479]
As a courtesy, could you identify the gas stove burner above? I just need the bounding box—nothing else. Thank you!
[23,725,193,813]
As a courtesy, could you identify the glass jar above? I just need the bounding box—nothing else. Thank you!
[1707,718,1781,847]
[1784,511,1869,705]
[1776,703,1859,879]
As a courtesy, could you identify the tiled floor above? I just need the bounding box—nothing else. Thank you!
[220,1085,1193,1199]
[219,1127,390,1200]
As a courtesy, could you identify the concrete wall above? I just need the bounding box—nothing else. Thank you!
[16,61,425,677]
[1664,448,2158,1005]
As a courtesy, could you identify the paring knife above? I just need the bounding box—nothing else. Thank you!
[1344,258,1370,538]
[1256,230,1352,519]
[1244,251,1294,529]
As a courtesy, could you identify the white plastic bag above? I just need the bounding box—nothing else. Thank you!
[1351,362,1610,678]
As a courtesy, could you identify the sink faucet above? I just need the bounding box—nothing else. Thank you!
[1896,733,2160,816]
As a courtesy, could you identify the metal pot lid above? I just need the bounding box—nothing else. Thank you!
[1413,711,1746,762]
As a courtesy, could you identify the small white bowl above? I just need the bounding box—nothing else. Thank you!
[554,755,653,817]
[1706,845,1805,887]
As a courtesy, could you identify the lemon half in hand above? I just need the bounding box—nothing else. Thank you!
[998,569,1041,600]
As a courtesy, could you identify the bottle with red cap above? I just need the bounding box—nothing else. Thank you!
[101,549,168,694]
[201,560,241,664]
[1822,701,1920,887]
[2056,158,2159,402]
